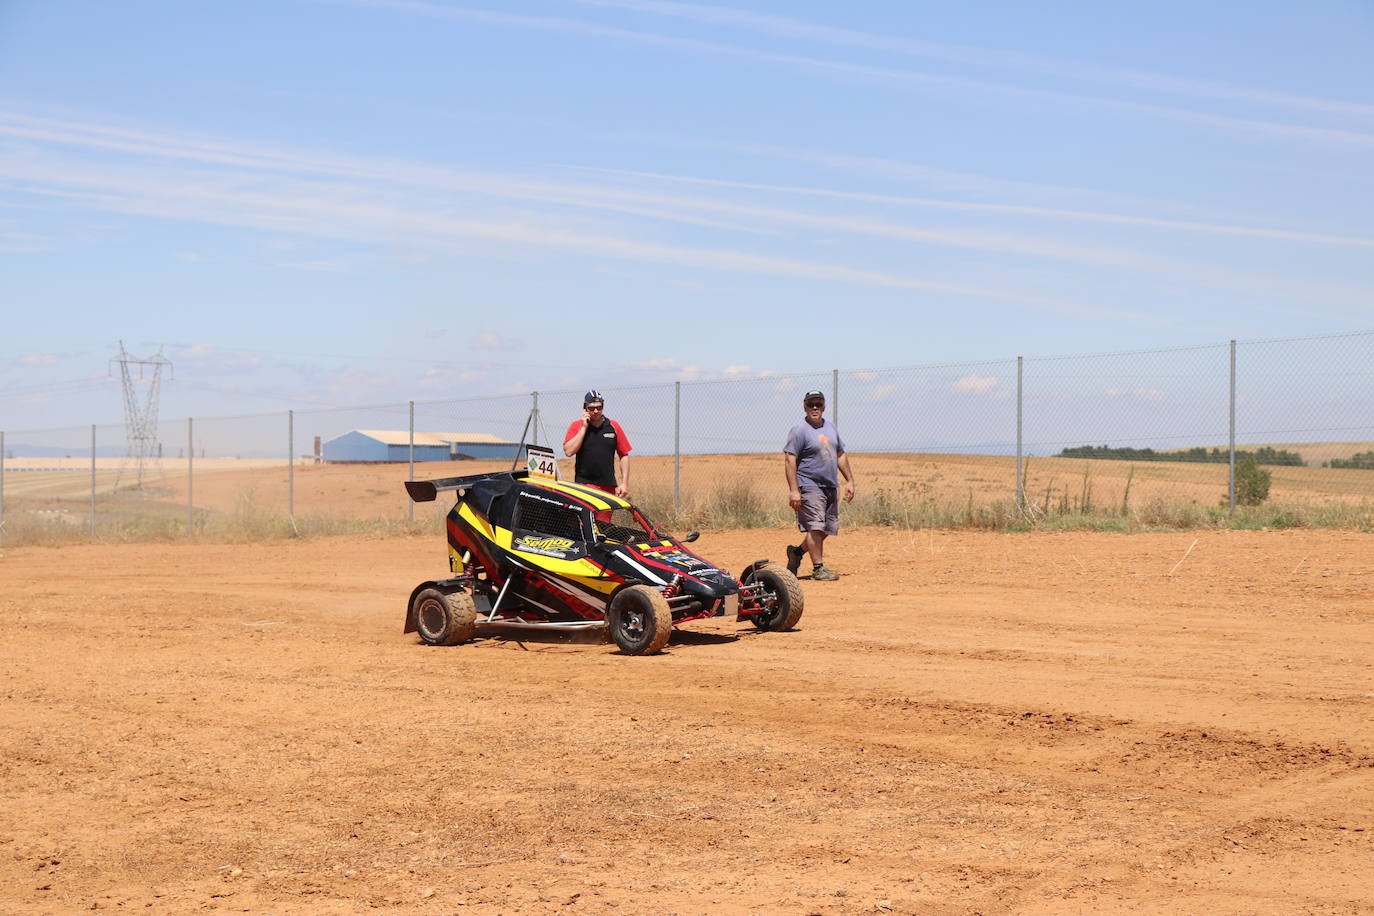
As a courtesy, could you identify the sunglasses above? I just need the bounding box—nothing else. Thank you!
[805,401,825,409]
[586,404,604,411]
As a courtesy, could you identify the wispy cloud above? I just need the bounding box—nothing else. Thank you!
[324,0,1374,148]
[616,357,706,380]
[730,144,1143,209]
[627,357,685,371]
[418,366,488,389]
[5,107,1370,317]
[472,332,523,351]
[11,108,1371,295]
[866,383,898,402]
[565,0,1374,120]
[953,374,998,393]
[0,110,1158,319]
[568,165,1374,251]
[19,352,60,367]
[172,344,267,373]
[321,368,394,395]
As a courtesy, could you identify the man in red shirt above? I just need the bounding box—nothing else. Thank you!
[563,390,632,497]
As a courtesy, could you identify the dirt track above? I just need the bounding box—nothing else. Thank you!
[3,528,1372,914]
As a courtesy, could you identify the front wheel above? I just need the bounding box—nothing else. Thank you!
[746,563,805,631]
[607,585,672,655]
[412,588,477,646]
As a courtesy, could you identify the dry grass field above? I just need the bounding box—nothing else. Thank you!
[5,450,1372,536]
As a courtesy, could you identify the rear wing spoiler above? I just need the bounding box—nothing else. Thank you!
[405,470,528,502]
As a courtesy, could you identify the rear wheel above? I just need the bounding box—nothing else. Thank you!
[607,585,672,655]
[413,587,477,646]
[746,563,805,631]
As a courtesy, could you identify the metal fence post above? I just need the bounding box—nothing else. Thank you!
[674,381,681,508]
[832,368,839,428]
[408,400,415,522]
[1016,356,1024,516]
[1229,340,1237,515]
[90,424,97,536]
[187,417,193,536]
[288,410,295,524]
[532,391,540,448]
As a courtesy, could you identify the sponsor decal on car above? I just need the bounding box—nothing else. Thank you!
[514,534,578,558]
[519,490,572,509]
[653,550,710,569]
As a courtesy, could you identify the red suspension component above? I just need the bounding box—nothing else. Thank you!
[661,574,683,599]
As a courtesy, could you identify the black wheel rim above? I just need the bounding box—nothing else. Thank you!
[419,598,446,637]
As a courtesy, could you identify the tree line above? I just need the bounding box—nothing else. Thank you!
[1056,445,1305,466]
[1325,450,1374,469]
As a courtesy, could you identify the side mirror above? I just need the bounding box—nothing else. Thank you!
[683,530,700,543]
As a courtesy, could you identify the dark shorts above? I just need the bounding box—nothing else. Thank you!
[795,486,839,536]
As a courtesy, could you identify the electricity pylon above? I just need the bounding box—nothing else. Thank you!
[112,341,173,489]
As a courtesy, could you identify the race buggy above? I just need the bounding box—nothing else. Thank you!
[403,470,804,655]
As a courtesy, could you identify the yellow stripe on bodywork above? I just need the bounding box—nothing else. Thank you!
[541,562,620,596]
[458,502,496,541]
[460,502,616,592]
[536,479,628,511]
[509,538,612,584]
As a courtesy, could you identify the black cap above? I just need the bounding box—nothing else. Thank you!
[803,389,825,402]
[584,390,604,405]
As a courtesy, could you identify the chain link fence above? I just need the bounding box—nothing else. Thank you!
[4,331,1373,541]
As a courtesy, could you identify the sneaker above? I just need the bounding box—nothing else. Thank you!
[811,565,838,581]
[785,544,805,575]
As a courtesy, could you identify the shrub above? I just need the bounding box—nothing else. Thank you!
[1233,456,1271,506]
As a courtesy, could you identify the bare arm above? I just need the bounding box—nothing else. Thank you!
[784,453,801,510]
[615,454,630,498]
[563,412,589,457]
[837,452,855,502]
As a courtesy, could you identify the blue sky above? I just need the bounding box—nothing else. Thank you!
[3,0,1373,432]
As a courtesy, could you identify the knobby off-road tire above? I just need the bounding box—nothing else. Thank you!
[747,563,805,632]
[413,587,478,646]
[607,585,673,655]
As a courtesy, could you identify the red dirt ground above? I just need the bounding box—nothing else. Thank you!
[2,528,1372,914]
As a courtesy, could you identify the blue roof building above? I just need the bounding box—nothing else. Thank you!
[322,430,520,463]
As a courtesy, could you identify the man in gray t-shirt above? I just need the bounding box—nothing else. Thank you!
[783,389,856,581]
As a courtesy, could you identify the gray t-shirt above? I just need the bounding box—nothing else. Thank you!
[784,419,845,488]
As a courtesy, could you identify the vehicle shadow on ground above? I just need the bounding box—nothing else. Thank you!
[468,625,606,649]
[436,625,746,654]
[666,630,740,647]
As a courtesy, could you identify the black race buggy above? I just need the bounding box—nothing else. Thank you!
[403,470,804,655]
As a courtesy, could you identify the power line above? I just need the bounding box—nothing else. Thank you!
[0,377,118,400]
